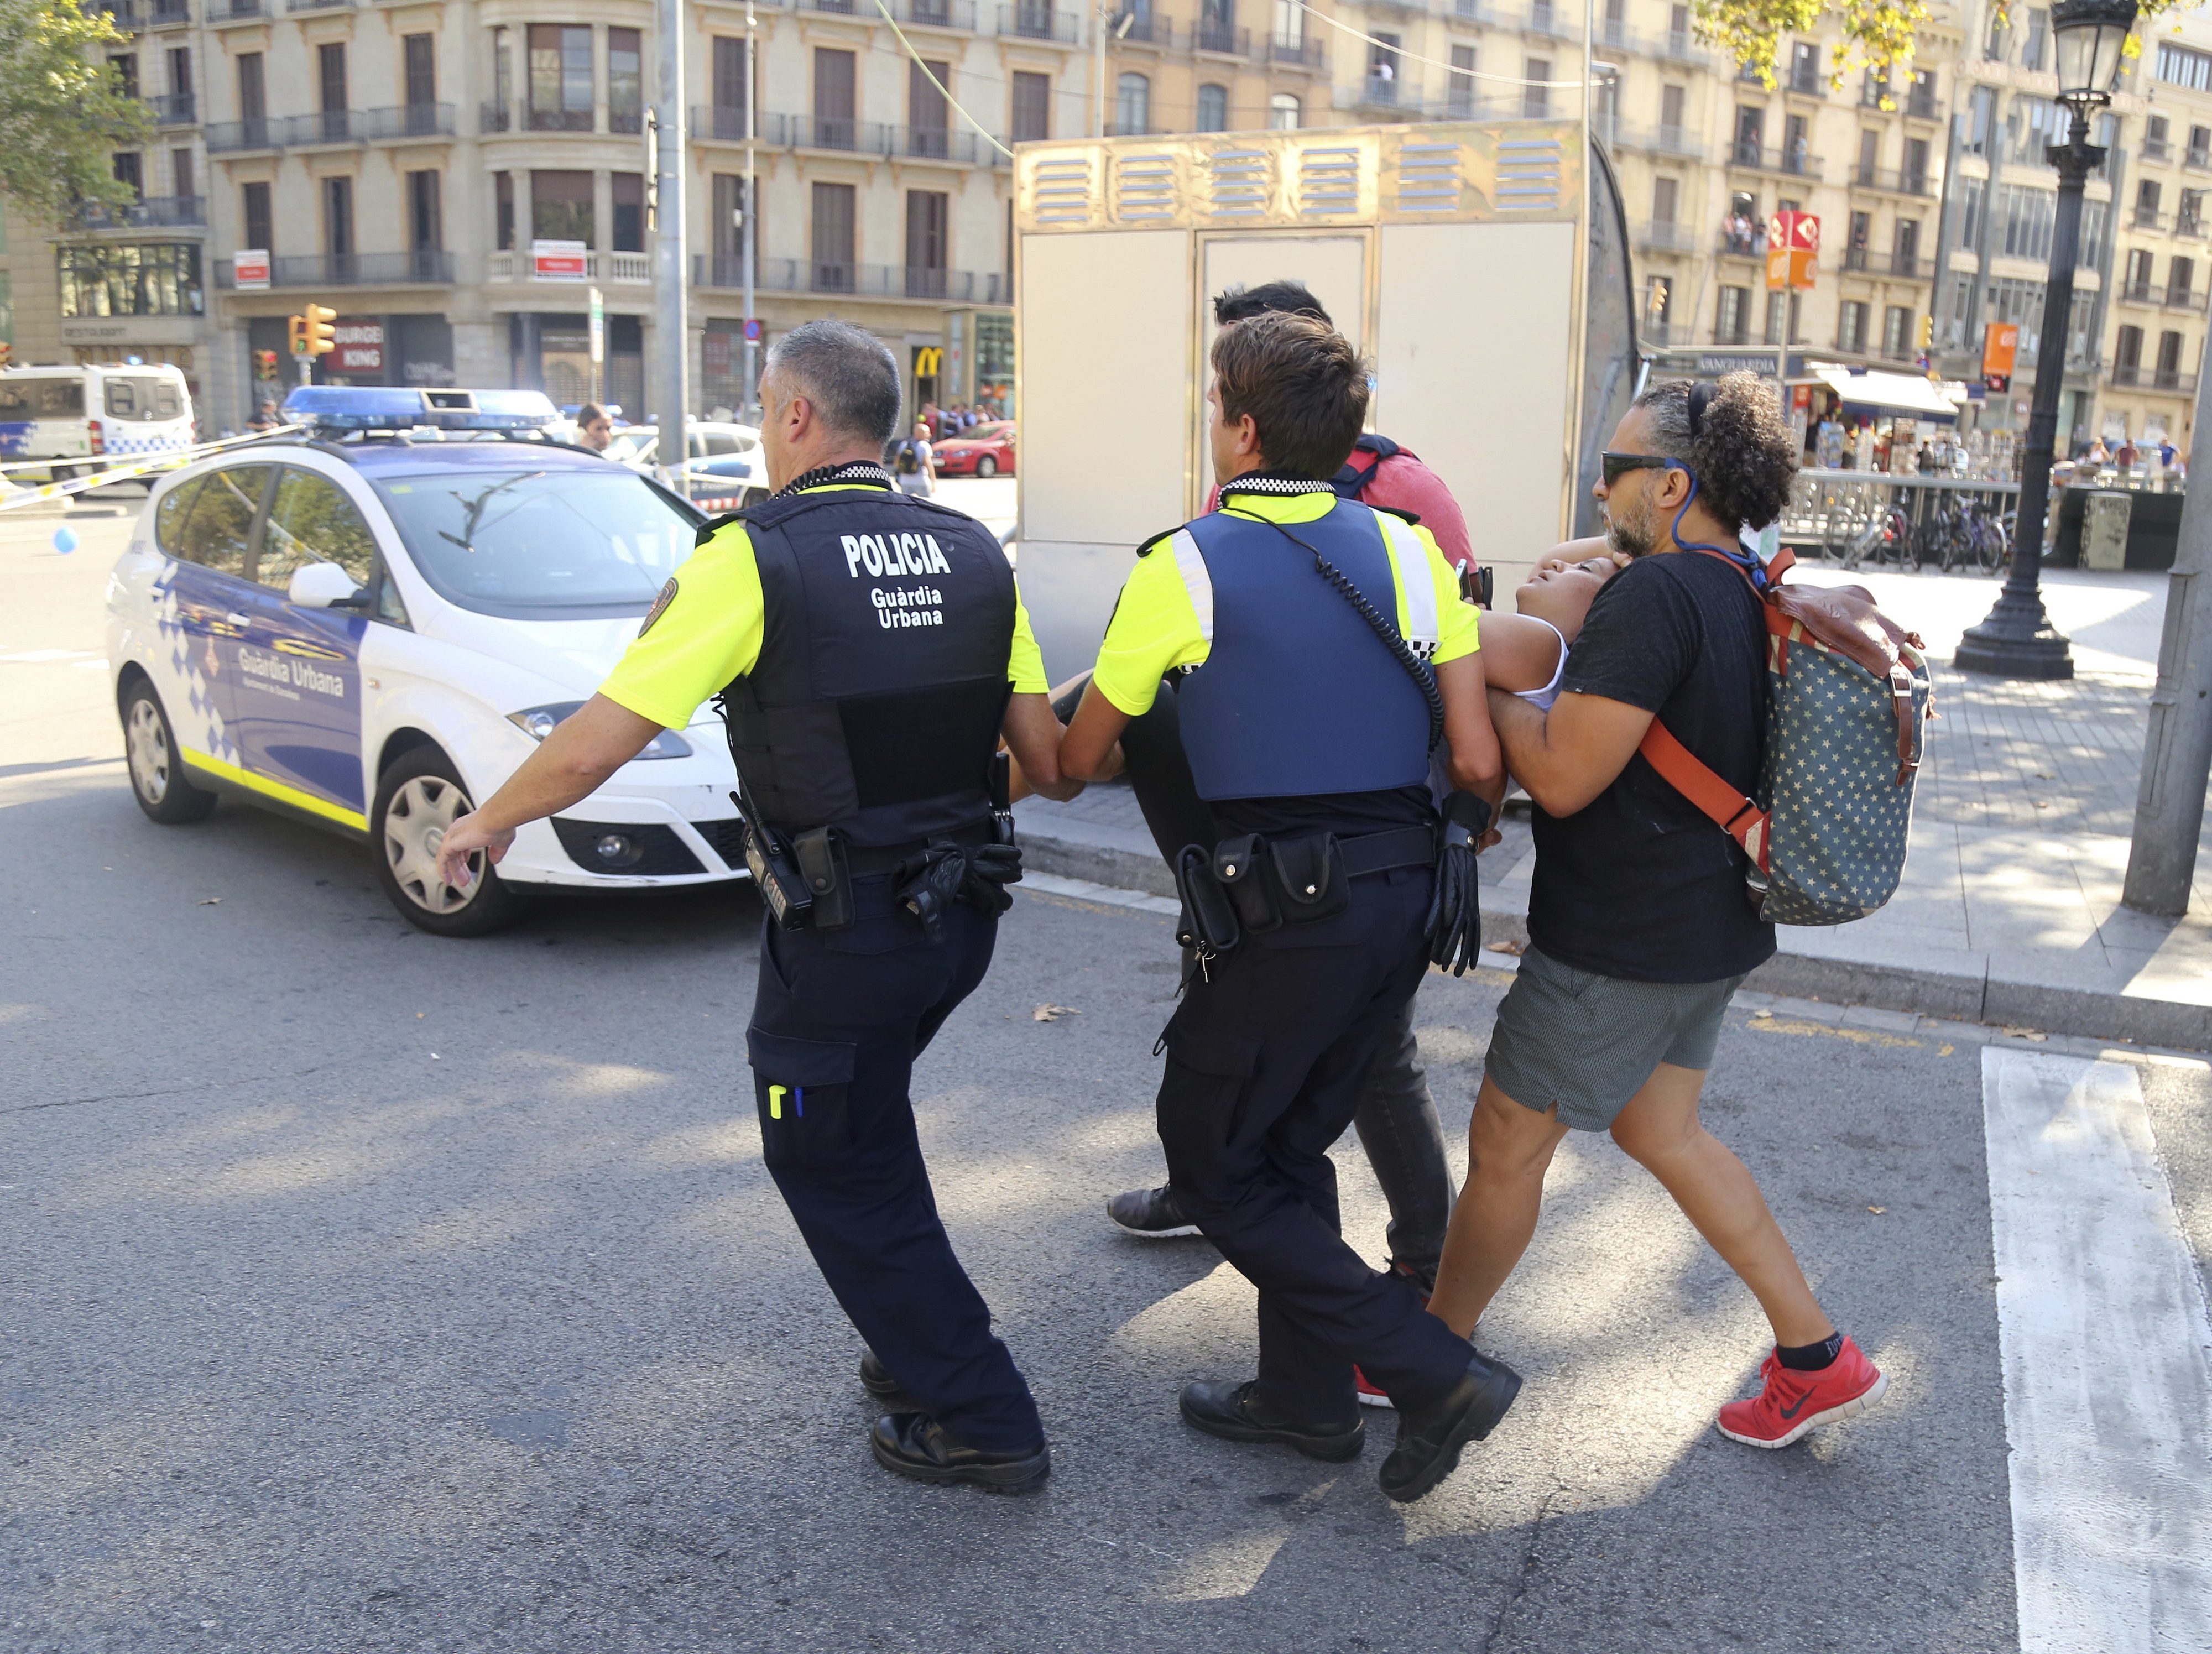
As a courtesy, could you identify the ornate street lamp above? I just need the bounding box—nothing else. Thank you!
[1956,0,2139,679]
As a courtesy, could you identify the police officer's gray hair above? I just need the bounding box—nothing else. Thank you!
[766,320,904,446]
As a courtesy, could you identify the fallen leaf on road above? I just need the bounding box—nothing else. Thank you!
[197,898,220,905]
[1867,1206,1887,1215]
[1034,1003,1079,1022]
[2000,1026,2048,1042]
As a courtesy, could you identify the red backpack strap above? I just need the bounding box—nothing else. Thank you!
[1637,719,1771,873]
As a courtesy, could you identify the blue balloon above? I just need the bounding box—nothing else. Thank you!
[51,527,79,555]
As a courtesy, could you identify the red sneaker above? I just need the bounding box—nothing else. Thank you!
[1717,1337,1887,1448]
[1354,1366,1395,1409]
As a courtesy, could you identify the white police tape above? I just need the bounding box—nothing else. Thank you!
[0,426,302,512]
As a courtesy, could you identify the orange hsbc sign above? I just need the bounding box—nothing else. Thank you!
[1983,321,2020,392]
[1766,211,1819,291]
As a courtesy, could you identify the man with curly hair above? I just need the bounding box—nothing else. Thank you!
[1423,373,1888,1450]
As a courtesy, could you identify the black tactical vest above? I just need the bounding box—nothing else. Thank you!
[717,482,1017,848]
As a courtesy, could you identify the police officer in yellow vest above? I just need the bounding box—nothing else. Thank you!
[1058,311,1520,1503]
[436,319,1086,1492]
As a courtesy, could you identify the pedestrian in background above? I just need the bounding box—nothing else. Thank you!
[1425,373,1888,1452]
[889,420,936,496]
[575,403,614,453]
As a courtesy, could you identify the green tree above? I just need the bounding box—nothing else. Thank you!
[1705,0,2187,96]
[0,0,155,226]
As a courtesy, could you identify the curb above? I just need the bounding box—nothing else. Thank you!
[1018,822,2212,1054]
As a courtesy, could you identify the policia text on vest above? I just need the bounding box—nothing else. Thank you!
[429,321,1087,1494]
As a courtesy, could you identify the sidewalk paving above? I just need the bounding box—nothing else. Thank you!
[1016,562,2212,1050]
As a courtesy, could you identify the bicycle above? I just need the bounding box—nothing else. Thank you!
[1843,503,1908,571]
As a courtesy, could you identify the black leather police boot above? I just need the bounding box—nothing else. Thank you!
[1178,1380,1365,1462]
[859,1349,920,1411]
[870,1413,1051,1493]
[1107,1182,1203,1239]
[1378,1352,1523,1504]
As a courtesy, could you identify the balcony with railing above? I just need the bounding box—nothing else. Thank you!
[695,255,1006,304]
[1906,84,1939,119]
[2144,136,2173,163]
[2165,285,2204,310]
[204,118,279,152]
[692,104,755,142]
[526,103,596,132]
[2119,279,2158,304]
[1616,123,1703,160]
[1839,247,1928,278]
[1633,219,1700,253]
[486,249,651,284]
[1849,163,1934,196]
[1658,27,1707,64]
[213,250,453,288]
[2133,206,2169,231]
[364,102,456,140]
[1522,0,1578,38]
[1729,140,1823,179]
[1348,72,1422,113]
[481,100,512,133]
[1193,19,1248,55]
[207,0,264,19]
[1717,227,1764,258]
[285,0,353,12]
[1264,32,1324,68]
[76,195,206,229]
[2189,145,2212,172]
[147,92,197,125]
[2110,364,2198,392]
[1450,0,1506,21]
[807,0,979,22]
[147,0,191,24]
[999,3,1077,42]
[1119,13,1170,44]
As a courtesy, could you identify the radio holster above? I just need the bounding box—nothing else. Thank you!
[791,825,854,932]
[732,791,815,932]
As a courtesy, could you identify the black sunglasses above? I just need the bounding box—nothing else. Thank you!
[1600,451,1677,486]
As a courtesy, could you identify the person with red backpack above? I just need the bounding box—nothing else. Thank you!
[1103,280,1474,1407]
[1422,374,1888,1449]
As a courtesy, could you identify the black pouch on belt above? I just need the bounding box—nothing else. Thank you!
[1212,833,1282,935]
[1270,832,1349,924]
[1173,843,1240,958]
[790,826,854,932]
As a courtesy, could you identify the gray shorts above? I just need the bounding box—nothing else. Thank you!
[1484,946,1746,1133]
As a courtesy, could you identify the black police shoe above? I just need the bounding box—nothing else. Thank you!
[869,1413,1051,1493]
[1377,1352,1524,1504]
[859,1349,920,1411]
[1178,1380,1365,1463]
[1107,1183,1203,1239]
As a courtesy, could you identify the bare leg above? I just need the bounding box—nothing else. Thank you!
[1426,1076,1571,1339]
[1607,1062,1832,1349]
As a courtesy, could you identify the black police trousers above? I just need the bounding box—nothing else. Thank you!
[747,874,1045,1455]
[1120,681,1458,1287]
[1155,867,1479,1426]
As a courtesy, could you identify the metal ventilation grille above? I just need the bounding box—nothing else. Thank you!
[1031,158,1094,225]
[1297,144,1360,215]
[1396,141,1462,211]
[1495,138,1563,212]
[1207,148,1271,217]
[1113,152,1177,220]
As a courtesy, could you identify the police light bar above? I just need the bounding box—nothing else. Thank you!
[279,387,560,432]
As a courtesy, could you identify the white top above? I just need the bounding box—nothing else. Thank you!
[1513,615,1568,711]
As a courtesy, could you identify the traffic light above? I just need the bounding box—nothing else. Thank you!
[304,304,337,356]
[254,348,278,381]
[1918,314,1935,349]
[288,314,309,356]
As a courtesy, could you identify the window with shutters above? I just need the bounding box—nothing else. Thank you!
[1011,71,1049,142]
[815,49,857,149]
[812,181,856,290]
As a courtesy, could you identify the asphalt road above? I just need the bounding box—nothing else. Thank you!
[4,497,2209,1652]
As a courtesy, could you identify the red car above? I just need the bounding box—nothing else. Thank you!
[931,420,1016,477]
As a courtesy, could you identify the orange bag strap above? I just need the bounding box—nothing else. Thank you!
[1637,719,1771,873]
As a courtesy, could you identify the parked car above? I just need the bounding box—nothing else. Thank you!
[106,384,752,938]
[606,421,768,509]
[931,421,1015,478]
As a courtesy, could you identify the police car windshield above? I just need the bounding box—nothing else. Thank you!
[370,468,696,619]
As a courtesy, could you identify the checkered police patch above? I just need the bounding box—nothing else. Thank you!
[639,578,679,637]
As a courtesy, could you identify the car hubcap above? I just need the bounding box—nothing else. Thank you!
[384,775,477,914]
[127,698,170,803]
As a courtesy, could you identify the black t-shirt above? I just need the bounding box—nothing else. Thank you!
[1528,550,1777,983]
[1214,784,1434,842]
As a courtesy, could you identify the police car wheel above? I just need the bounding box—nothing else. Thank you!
[122,682,217,825]
[975,456,997,478]
[371,749,528,937]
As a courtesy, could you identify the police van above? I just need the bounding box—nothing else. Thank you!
[104,385,751,936]
[1,362,195,478]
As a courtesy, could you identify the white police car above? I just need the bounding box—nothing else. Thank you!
[105,385,749,936]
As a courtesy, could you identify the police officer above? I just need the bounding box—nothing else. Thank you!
[1058,310,1519,1504]
[436,319,1084,1493]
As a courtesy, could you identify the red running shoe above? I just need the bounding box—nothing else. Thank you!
[1354,1366,1394,1409]
[1717,1336,1887,1448]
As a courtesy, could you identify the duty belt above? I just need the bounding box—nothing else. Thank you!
[1175,822,1437,964]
